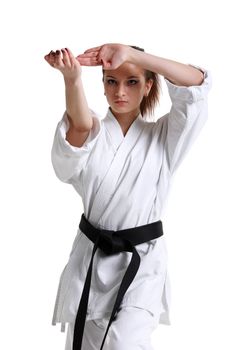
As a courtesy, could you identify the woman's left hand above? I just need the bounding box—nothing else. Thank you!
[76,43,131,70]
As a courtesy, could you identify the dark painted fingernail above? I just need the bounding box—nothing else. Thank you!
[56,50,61,55]
[51,51,56,55]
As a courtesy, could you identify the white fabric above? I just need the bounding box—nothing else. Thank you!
[65,306,159,350]
[51,67,212,333]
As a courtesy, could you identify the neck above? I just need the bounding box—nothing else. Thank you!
[109,107,141,136]
[110,107,140,128]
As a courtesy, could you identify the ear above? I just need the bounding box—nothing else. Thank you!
[144,79,153,96]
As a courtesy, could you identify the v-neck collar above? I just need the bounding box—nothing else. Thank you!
[103,108,145,151]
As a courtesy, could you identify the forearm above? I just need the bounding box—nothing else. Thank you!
[64,77,93,131]
[129,48,204,87]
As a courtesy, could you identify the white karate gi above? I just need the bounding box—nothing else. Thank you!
[65,306,160,350]
[51,67,211,345]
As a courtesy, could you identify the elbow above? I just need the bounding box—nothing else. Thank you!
[73,121,93,132]
[67,113,93,132]
[190,67,205,86]
[195,70,205,86]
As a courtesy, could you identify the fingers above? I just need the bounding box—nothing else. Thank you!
[76,51,102,66]
[76,56,101,66]
[54,50,65,68]
[63,47,75,62]
[44,48,74,69]
[44,47,103,69]
[81,45,105,65]
[61,48,71,67]
[76,52,98,59]
[44,50,56,67]
[83,45,103,54]
[44,50,63,68]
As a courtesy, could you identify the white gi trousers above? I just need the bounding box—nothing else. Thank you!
[65,306,159,350]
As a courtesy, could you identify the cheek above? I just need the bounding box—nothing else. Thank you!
[130,84,145,95]
[104,86,114,97]
[134,87,146,100]
[129,90,141,101]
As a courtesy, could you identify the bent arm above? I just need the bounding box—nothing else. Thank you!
[44,47,93,147]
[128,48,204,87]
[77,44,203,86]
[64,77,93,147]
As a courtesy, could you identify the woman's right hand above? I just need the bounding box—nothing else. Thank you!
[44,48,81,82]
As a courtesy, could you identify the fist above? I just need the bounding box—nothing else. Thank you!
[44,47,81,80]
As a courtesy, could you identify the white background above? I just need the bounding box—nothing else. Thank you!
[0,0,244,349]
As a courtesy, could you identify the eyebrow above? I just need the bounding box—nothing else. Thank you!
[105,75,140,79]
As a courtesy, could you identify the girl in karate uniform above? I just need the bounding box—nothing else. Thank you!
[44,44,211,350]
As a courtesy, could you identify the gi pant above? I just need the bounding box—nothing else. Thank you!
[65,306,159,350]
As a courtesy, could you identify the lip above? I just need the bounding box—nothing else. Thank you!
[114,100,128,104]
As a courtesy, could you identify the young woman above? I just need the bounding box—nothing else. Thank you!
[44,44,211,350]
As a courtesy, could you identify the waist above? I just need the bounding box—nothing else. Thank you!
[79,214,164,255]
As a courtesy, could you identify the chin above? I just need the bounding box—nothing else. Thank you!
[112,106,131,114]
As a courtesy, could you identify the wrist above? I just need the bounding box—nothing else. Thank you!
[64,76,82,87]
[127,46,140,64]
[127,46,148,68]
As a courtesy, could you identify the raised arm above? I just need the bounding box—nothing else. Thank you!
[128,49,204,86]
[76,43,204,87]
[44,48,93,147]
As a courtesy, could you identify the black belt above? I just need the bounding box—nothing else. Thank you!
[73,214,163,350]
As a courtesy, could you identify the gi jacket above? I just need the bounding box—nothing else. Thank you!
[51,67,212,332]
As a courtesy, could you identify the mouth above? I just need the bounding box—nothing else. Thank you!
[114,100,128,105]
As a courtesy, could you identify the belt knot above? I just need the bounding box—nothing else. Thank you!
[98,229,127,255]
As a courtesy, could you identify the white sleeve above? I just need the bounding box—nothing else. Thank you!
[158,65,212,174]
[51,109,102,183]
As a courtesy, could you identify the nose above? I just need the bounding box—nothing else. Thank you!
[115,83,126,97]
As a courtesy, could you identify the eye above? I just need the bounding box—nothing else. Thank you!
[106,79,117,85]
[127,79,139,86]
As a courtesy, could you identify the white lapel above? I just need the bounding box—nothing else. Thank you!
[89,108,146,224]
[103,108,124,151]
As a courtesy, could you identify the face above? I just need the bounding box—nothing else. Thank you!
[103,62,153,119]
